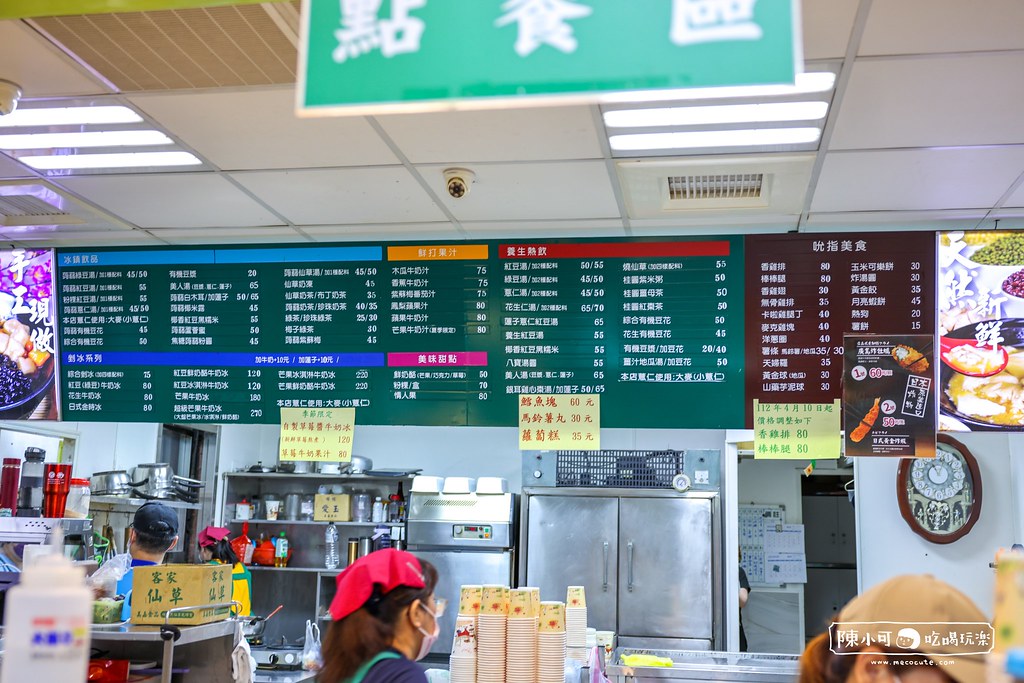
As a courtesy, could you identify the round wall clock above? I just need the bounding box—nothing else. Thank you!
[897,434,982,543]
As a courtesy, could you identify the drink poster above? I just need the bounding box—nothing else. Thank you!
[0,249,57,420]
[843,334,935,458]
[938,230,1024,431]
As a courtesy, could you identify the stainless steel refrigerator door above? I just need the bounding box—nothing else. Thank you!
[411,549,513,655]
[525,495,619,632]
[618,497,714,641]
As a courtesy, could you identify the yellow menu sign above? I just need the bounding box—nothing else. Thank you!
[314,494,352,522]
[280,407,355,462]
[753,400,841,460]
[518,394,600,450]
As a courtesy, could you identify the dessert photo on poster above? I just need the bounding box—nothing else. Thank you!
[0,249,56,420]
[939,231,1024,431]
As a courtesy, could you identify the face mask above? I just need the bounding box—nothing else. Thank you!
[415,603,440,661]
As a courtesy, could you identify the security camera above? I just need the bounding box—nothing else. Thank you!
[443,168,475,199]
[0,80,22,117]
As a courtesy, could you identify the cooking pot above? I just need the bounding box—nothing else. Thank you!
[132,464,176,498]
[276,461,312,474]
[90,470,142,496]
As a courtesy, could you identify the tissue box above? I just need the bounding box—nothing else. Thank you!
[131,564,232,626]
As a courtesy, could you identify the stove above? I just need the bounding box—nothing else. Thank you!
[251,642,303,671]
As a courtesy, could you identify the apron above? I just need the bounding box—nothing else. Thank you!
[347,651,402,683]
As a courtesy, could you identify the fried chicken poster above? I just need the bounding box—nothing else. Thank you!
[843,335,936,458]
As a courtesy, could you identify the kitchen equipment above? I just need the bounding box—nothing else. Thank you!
[241,604,283,644]
[476,477,509,494]
[411,475,444,493]
[264,494,281,520]
[606,649,799,683]
[0,457,21,514]
[277,461,312,474]
[17,447,46,516]
[88,470,138,497]
[351,493,371,522]
[247,462,274,473]
[318,462,342,475]
[520,451,724,651]
[349,455,372,475]
[250,639,303,671]
[442,477,475,494]
[357,536,372,558]
[43,462,72,518]
[347,538,359,565]
[65,479,91,518]
[283,493,301,521]
[407,488,517,655]
[300,494,315,521]
[131,464,175,498]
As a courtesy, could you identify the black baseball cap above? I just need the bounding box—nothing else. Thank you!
[132,501,179,539]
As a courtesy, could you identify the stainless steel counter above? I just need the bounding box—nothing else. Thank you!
[254,670,317,683]
[606,649,799,683]
[91,619,237,644]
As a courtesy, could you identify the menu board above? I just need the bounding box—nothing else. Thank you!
[938,230,1024,431]
[56,238,745,427]
[745,233,936,422]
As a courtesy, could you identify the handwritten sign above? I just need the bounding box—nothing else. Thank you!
[314,494,352,522]
[753,400,841,460]
[518,394,600,451]
[279,407,356,462]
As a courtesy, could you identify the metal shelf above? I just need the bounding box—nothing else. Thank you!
[248,566,330,574]
[90,618,237,644]
[91,495,202,511]
[224,472,413,482]
[228,519,403,527]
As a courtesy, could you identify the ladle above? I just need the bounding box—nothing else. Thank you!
[939,337,1009,377]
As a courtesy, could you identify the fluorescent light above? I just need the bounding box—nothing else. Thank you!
[0,130,173,150]
[604,101,829,128]
[19,151,202,170]
[603,72,837,104]
[609,127,822,152]
[0,106,143,128]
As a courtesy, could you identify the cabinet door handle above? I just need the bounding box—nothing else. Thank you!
[627,541,635,592]
[602,542,609,591]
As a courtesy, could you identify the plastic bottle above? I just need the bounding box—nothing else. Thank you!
[274,531,290,568]
[324,523,340,570]
[396,481,406,521]
[0,530,91,683]
[387,493,400,523]
[371,496,384,523]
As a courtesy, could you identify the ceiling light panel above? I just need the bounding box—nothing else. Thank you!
[19,151,203,170]
[609,128,823,152]
[604,102,829,128]
[0,130,173,150]
[602,72,837,104]
[0,106,142,128]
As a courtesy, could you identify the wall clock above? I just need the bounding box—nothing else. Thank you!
[896,434,982,544]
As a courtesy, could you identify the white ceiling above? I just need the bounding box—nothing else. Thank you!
[0,0,1023,246]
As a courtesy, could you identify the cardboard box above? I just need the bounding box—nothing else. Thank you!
[131,564,233,626]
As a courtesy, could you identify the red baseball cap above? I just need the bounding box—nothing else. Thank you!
[329,549,426,621]
[198,526,231,548]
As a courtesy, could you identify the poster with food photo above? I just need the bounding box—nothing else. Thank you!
[843,334,935,458]
[938,230,1024,431]
[0,249,58,420]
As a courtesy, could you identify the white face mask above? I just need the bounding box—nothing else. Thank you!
[415,603,440,661]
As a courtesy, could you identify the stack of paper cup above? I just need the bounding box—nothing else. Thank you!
[566,586,589,663]
[477,585,509,683]
[506,588,538,683]
[538,601,567,683]
[449,614,477,683]
[991,549,1024,683]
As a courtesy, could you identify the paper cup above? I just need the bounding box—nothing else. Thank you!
[509,588,533,618]
[481,584,510,615]
[539,601,565,632]
[566,585,586,608]
[459,585,483,616]
[451,615,477,657]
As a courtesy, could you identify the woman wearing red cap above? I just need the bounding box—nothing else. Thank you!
[198,526,252,617]
[320,548,444,683]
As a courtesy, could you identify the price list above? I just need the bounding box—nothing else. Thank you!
[494,239,745,428]
[744,233,936,422]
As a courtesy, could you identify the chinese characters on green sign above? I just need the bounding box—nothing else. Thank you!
[299,0,800,114]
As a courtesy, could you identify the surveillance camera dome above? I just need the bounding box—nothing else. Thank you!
[0,80,22,117]
[443,168,475,199]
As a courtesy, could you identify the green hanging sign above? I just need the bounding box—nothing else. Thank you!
[298,0,801,115]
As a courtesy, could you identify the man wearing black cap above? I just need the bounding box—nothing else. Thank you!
[116,501,179,620]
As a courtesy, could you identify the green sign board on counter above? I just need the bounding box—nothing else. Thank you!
[298,0,800,114]
[752,400,840,460]
[56,236,745,428]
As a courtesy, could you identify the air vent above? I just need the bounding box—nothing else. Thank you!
[0,184,84,227]
[667,174,764,202]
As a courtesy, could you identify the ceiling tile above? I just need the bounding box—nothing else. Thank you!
[861,0,1024,55]
[129,88,398,170]
[376,107,603,164]
[830,54,1024,149]
[0,153,34,179]
[58,173,285,228]
[461,219,626,239]
[417,161,620,222]
[5,229,163,246]
[801,0,859,60]
[302,223,462,241]
[811,148,1024,213]
[0,21,110,97]
[147,227,308,245]
[230,167,447,225]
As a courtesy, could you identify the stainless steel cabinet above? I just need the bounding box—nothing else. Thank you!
[522,488,721,650]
